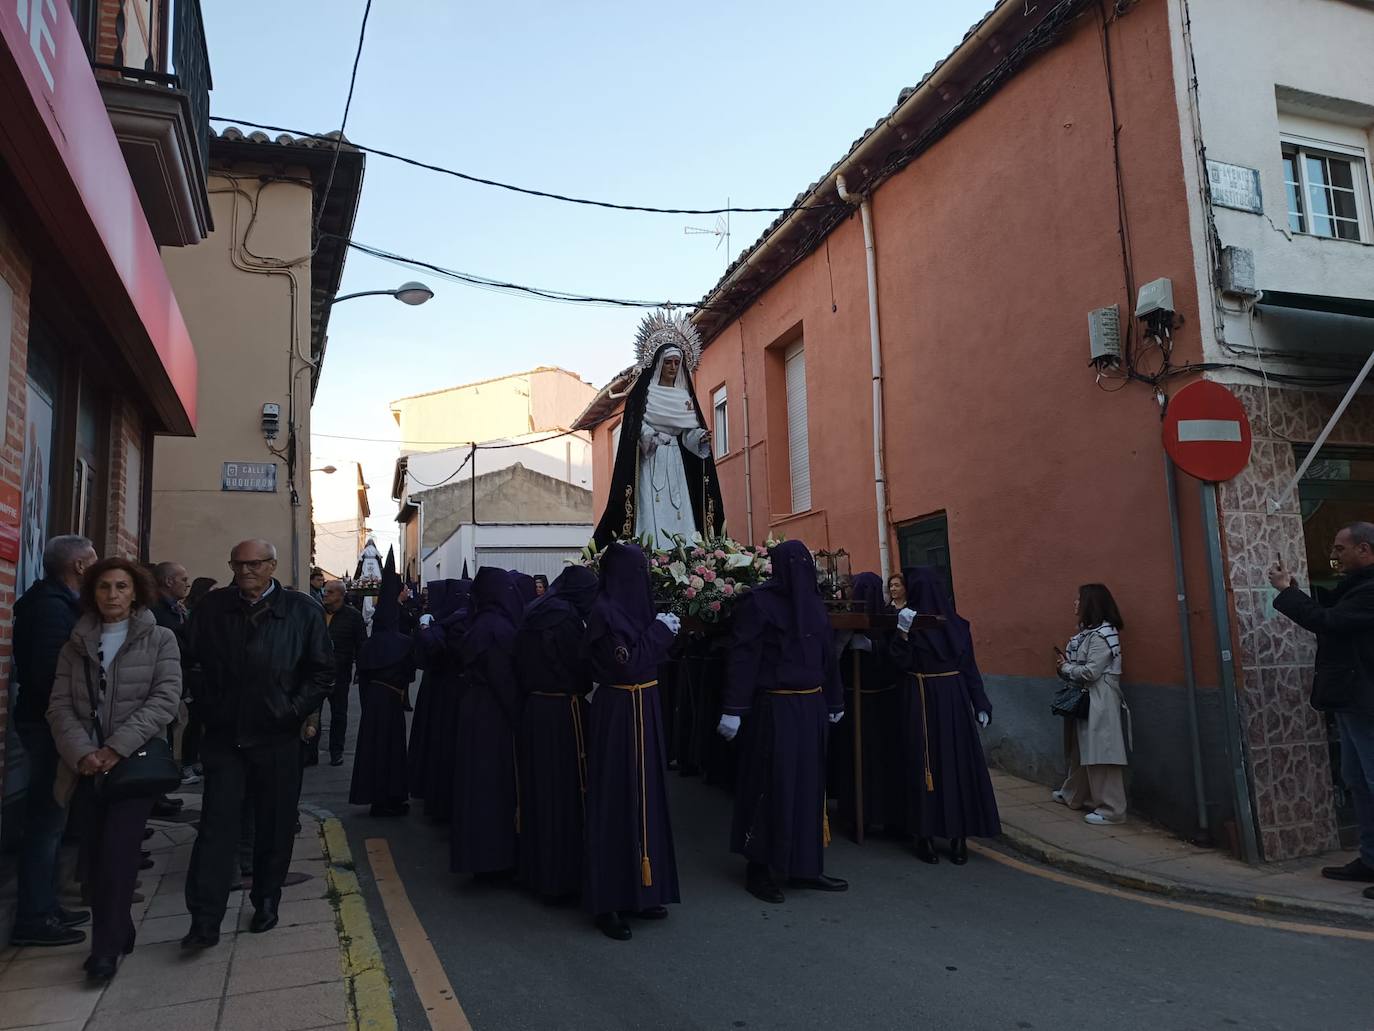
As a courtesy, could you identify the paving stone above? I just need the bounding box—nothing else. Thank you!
[0,951,88,990]
[93,956,229,1014]
[231,922,339,960]
[0,983,100,1029]
[227,946,341,995]
[218,981,347,1031]
[237,897,334,932]
[87,998,221,1031]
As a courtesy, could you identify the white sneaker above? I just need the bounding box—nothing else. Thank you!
[1084,812,1124,826]
[1051,790,1068,806]
[180,767,202,785]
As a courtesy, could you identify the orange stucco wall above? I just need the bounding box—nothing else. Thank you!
[593,2,1216,691]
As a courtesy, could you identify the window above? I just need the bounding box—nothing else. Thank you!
[897,512,955,607]
[1281,141,1370,242]
[611,420,622,460]
[784,341,811,512]
[711,386,729,458]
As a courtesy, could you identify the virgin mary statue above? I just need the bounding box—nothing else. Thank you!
[593,311,726,550]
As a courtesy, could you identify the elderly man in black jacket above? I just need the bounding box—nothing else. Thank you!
[1271,521,1374,900]
[310,579,368,767]
[10,535,97,947]
[180,539,334,948]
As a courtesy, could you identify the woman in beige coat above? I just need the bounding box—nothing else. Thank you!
[47,558,181,982]
[1053,584,1130,826]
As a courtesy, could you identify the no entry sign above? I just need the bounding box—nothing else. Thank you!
[1163,381,1253,482]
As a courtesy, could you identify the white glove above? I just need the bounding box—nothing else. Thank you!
[656,612,682,635]
[897,607,917,633]
[419,614,434,628]
[717,714,741,741]
[977,711,990,727]
[828,711,844,724]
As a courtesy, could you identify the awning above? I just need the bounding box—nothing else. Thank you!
[1258,290,1374,321]
[0,1,197,434]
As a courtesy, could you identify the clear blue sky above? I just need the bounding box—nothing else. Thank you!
[203,0,994,553]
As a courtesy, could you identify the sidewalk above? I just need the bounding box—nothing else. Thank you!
[0,796,368,1031]
[989,768,1374,928]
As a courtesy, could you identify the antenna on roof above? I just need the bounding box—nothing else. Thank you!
[684,198,731,269]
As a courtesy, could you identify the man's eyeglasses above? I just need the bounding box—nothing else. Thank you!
[229,558,274,572]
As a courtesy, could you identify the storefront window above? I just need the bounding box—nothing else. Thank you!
[18,333,60,595]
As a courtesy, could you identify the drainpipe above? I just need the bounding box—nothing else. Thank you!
[836,174,893,583]
[738,320,755,545]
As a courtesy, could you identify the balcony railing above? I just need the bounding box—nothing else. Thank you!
[82,0,213,180]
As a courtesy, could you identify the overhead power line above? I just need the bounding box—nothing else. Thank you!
[312,1,373,249]
[341,237,723,310]
[210,115,844,217]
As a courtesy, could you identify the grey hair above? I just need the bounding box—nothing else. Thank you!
[153,561,184,584]
[42,535,94,579]
[230,539,277,561]
[323,579,345,592]
[1341,522,1374,549]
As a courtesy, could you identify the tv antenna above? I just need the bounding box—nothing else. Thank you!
[684,199,731,268]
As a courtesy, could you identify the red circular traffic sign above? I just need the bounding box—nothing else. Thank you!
[1163,381,1253,482]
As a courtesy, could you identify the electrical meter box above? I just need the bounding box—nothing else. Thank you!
[1088,305,1121,365]
[1135,277,1175,318]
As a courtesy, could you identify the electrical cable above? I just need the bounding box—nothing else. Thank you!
[339,237,727,310]
[311,0,373,255]
[314,427,587,448]
[210,116,844,217]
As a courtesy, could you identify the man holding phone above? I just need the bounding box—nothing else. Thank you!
[1269,522,1374,900]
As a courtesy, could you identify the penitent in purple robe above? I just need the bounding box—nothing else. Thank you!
[450,569,522,875]
[582,543,680,917]
[408,579,466,805]
[514,566,598,899]
[888,567,1001,840]
[725,541,843,880]
[350,550,417,809]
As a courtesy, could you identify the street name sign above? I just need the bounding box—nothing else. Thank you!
[222,462,277,492]
[1163,381,1252,482]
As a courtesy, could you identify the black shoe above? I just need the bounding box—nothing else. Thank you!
[142,826,155,840]
[632,905,669,920]
[180,924,220,950]
[130,891,145,904]
[11,916,86,947]
[151,797,184,818]
[949,838,969,866]
[746,864,785,904]
[139,856,155,870]
[140,848,150,859]
[1321,858,1374,883]
[58,907,91,928]
[250,899,279,933]
[594,912,632,941]
[84,954,118,983]
[330,755,345,767]
[369,802,410,817]
[915,837,940,865]
[788,874,849,892]
[303,754,319,767]
[1364,886,1374,901]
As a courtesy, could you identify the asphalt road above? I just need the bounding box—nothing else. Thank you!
[302,696,1373,1031]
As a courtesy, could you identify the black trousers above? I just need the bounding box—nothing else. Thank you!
[306,667,352,762]
[186,735,301,925]
[86,793,155,958]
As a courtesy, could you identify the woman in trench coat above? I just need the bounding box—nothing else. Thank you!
[1053,583,1130,825]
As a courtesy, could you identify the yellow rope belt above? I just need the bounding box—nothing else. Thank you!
[531,692,588,814]
[609,681,658,886]
[767,686,823,695]
[912,672,959,793]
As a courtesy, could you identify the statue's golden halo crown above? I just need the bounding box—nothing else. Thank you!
[633,309,702,375]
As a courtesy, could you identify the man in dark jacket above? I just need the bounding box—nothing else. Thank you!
[1271,521,1374,900]
[153,560,201,786]
[310,579,367,767]
[11,534,97,947]
[180,539,334,948]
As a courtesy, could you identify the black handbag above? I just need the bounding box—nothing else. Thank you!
[83,657,183,801]
[1051,681,1090,720]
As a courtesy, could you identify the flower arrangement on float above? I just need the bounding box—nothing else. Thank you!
[581,533,779,624]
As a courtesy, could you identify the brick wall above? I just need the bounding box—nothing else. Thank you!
[105,397,143,559]
[0,210,33,799]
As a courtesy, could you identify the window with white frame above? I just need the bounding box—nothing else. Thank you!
[1281,137,1371,242]
[711,386,728,458]
[784,341,811,513]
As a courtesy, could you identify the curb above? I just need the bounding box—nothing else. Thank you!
[995,823,1374,930]
[318,815,399,1031]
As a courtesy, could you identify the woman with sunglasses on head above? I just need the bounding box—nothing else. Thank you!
[46,558,181,982]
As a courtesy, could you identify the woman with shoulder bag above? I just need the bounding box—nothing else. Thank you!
[47,558,182,982]
[1053,583,1130,826]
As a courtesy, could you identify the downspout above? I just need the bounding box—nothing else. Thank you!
[738,319,755,545]
[835,174,893,583]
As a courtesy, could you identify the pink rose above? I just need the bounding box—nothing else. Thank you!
[689,575,705,591]
[685,587,697,599]
[721,583,735,596]
[694,565,707,576]
[709,601,722,612]
[704,570,717,582]
[714,550,727,559]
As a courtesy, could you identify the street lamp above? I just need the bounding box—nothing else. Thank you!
[326,281,435,307]
[312,465,338,475]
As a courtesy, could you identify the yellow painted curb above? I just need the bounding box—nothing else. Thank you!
[319,818,398,1031]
